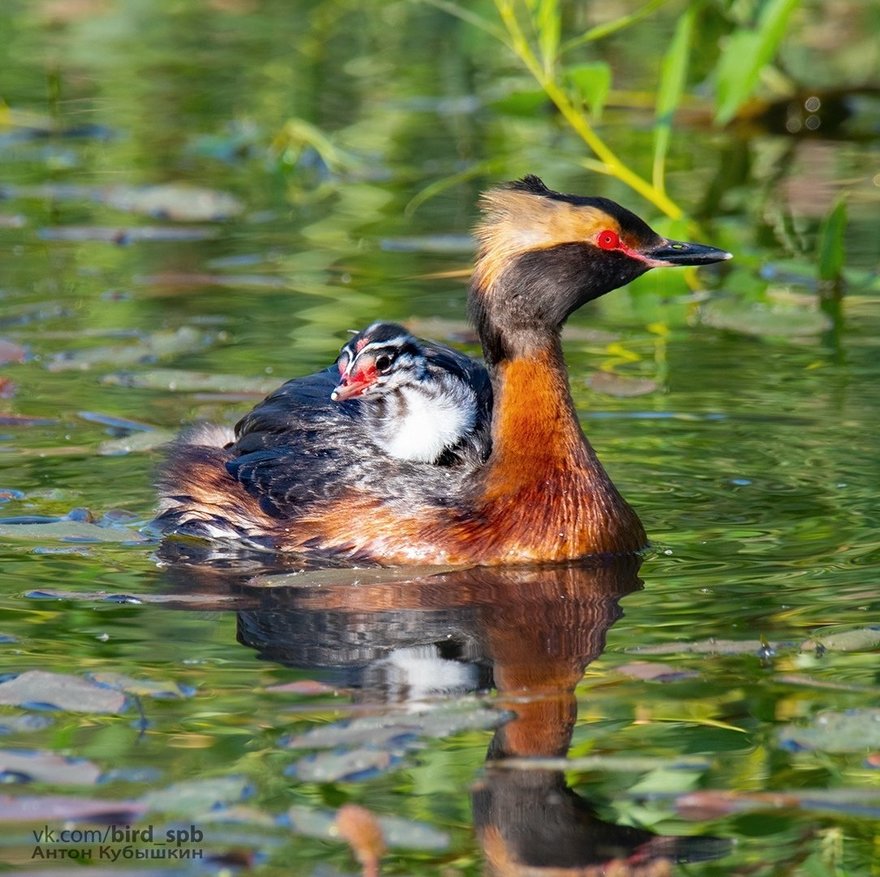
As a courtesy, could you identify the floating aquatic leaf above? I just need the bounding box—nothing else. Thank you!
[98,429,176,455]
[614,661,700,682]
[628,638,790,656]
[140,776,251,814]
[26,588,245,608]
[489,754,710,773]
[37,226,220,243]
[137,271,288,290]
[0,793,145,822]
[102,368,278,394]
[676,788,880,821]
[588,371,659,397]
[285,705,506,782]
[0,670,127,713]
[0,749,101,785]
[265,679,336,695]
[98,767,163,785]
[366,812,449,851]
[775,674,876,695]
[253,565,456,590]
[699,298,832,338]
[779,708,880,754]
[47,327,211,372]
[380,234,474,253]
[287,804,449,851]
[0,520,147,543]
[291,747,403,782]
[102,183,244,221]
[197,804,276,826]
[88,672,190,700]
[0,714,53,734]
[283,714,422,751]
[285,705,504,751]
[77,411,157,432]
[800,627,880,653]
[0,414,55,426]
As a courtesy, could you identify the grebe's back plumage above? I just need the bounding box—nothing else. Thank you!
[155,176,731,564]
[156,323,492,548]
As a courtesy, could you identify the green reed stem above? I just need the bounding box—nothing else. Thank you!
[494,0,683,218]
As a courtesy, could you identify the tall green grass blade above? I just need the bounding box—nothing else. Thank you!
[562,0,670,51]
[715,0,801,125]
[535,0,561,74]
[653,6,697,193]
[817,198,847,283]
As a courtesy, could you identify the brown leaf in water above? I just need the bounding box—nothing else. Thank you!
[265,679,336,695]
[336,804,385,877]
[588,371,659,397]
[615,661,699,683]
[0,340,27,364]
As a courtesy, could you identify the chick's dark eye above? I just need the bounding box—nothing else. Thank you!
[596,229,620,250]
[374,354,393,374]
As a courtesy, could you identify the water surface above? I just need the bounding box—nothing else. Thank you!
[1,2,878,874]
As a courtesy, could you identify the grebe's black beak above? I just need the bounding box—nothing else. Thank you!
[643,239,733,267]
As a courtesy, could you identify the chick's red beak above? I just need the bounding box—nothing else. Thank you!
[331,361,378,402]
[331,376,369,402]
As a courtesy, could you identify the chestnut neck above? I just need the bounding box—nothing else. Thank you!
[468,274,647,558]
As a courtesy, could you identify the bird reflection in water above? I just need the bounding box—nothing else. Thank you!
[159,548,730,874]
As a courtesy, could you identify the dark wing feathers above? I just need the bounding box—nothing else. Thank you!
[223,337,492,519]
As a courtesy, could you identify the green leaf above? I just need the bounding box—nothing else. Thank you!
[816,198,847,282]
[714,0,802,125]
[566,61,612,120]
[654,6,697,190]
[535,0,560,71]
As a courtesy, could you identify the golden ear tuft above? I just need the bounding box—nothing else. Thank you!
[472,185,616,292]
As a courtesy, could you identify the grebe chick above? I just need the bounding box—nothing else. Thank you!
[155,175,731,564]
[332,322,490,464]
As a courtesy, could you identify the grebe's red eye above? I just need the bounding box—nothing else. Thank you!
[596,229,620,250]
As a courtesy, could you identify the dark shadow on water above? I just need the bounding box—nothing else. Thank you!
[158,544,731,873]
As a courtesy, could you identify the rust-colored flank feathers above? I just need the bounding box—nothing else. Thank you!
[155,175,731,565]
